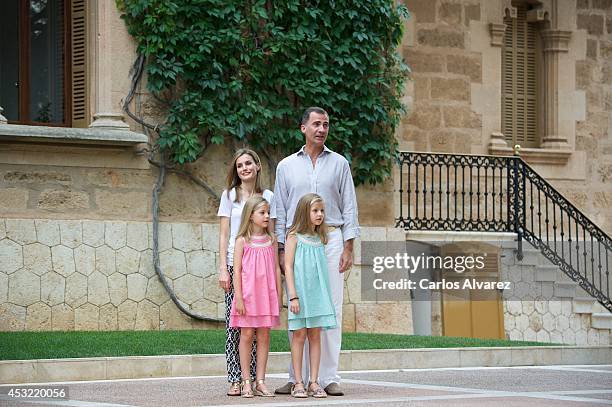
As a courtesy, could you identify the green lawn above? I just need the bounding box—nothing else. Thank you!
[0,330,557,361]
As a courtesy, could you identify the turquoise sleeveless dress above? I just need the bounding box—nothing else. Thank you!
[288,233,337,330]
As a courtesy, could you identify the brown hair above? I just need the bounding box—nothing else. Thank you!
[301,107,329,125]
[288,193,328,244]
[236,196,275,243]
[225,148,263,203]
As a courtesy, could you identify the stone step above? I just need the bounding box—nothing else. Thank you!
[554,281,578,298]
[516,248,542,266]
[591,313,612,330]
[535,265,560,282]
[573,297,597,314]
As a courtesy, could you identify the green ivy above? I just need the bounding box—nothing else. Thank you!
[117,0,410,185]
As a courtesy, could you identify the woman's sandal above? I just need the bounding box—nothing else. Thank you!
[240,379,254,398]
[291,381,308,398]
[307,381,328,398]
[253,379,275,397]
[227,381,241,396]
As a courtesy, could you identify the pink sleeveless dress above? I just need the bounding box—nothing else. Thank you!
[229,235,280,328]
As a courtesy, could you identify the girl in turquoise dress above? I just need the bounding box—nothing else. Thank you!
[284,193,337,398]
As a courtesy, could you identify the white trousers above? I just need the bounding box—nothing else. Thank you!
[287,228,344,388]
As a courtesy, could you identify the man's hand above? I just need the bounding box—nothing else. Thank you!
[218,266,230,292]
[279,251,286,276]
[339,245,353,273]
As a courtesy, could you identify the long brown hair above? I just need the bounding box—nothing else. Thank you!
[288,193,328,244]
[225,148,263,202]
[236,196,275,243]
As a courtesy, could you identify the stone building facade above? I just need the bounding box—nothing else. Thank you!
[0,0,610,343]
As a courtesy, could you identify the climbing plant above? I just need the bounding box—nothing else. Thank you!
[116,0,409,185]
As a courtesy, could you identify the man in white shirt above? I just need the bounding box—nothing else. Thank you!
[272,107,360,396]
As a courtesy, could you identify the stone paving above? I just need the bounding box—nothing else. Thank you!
[1,365,611,406]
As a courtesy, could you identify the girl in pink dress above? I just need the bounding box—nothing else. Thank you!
[230,196,282,398]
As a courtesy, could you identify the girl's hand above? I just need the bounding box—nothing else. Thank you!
[289,298,300,314]
[235,298,245,315]
[218,266,230,293]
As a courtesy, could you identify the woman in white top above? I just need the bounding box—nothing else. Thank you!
[218,148,274,396]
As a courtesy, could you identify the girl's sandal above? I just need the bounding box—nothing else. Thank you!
[291,381,308,398]
[307,381,328,398]
[253,379,275,397]
[227,381,241,396]
[240,379,254,398]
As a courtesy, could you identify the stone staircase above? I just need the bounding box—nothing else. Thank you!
[524,246,612,331]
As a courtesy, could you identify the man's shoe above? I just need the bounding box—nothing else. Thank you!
[274,382,293,395]
[324,382,344,396]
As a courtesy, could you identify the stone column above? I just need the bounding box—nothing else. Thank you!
[540,29,572,150]
[89,0,129,130]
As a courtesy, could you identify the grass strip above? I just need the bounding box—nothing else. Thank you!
[0,330,556,361]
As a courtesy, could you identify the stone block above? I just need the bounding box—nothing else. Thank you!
[418,29,464,48]
[404,105,442,129]
[431,78,470,101]
[8,269,40,306]
[51,245,75,277]
[172,223,203,252]
[95,245,116,276]
[446,54,482,82]
[35,220,60,246]
[203,274,224,303]
[159,249,187,280]
[146,276,170,305]
[135,299,160,330]
[116,247,140,275]
[83,221,105,247]
[3,170,71,184]
[37,189,89,211]
[460,348,511,367]
[139,250,155,278]
[105,357,171,380]
[105,221,127,250]
[345,266,361,303]
[118,299,138,330]
[160,301,193,330]
[186,251,215,278]
[59,220,82,248]
[149,222,173,252]
[127,222,148,251]
[74,303,99,331]
[404,0,436,23]
[355,303,412,334]
[65,272,87,308]
[0,239,23,274]
[0,273,7,303]
[95,190,149,218]
[6,219,37,245]
[40,272,65,306]
[108,273,128,306]
[529,313,543,331]
[174,274,203,305]
[577,0,589,8]
[414,77,430,100]
[0,303,26,331]
[576,60,595,89]
[23,243,53,276]
[51,304,74,330]
[403,50,444,73]
[74,245,95,276]
[464,5,480,27]
[577,14,604,36]
[342,303,356,332]
[159,192,203,219]
[562,329,576,344]
[100,303,118,330]
[439,3,461,26]
[0,188,28,211]
[587,39,598,59]
[443,105,481,128]
[0,219,5,239]
[191,299,219,321]
[26,302,52,331]
[202,223,219,251]
[127,273,148,302]
[608,17,612,34]
[88,271,111,306]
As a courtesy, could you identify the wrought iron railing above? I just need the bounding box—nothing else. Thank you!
[396,151,612,312]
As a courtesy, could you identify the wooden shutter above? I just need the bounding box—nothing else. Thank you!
[502,4,538,148]
[71,0,89,128]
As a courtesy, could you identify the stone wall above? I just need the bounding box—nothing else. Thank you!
[0,219,413,334]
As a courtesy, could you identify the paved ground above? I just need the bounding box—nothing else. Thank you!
[1,365,611,406]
